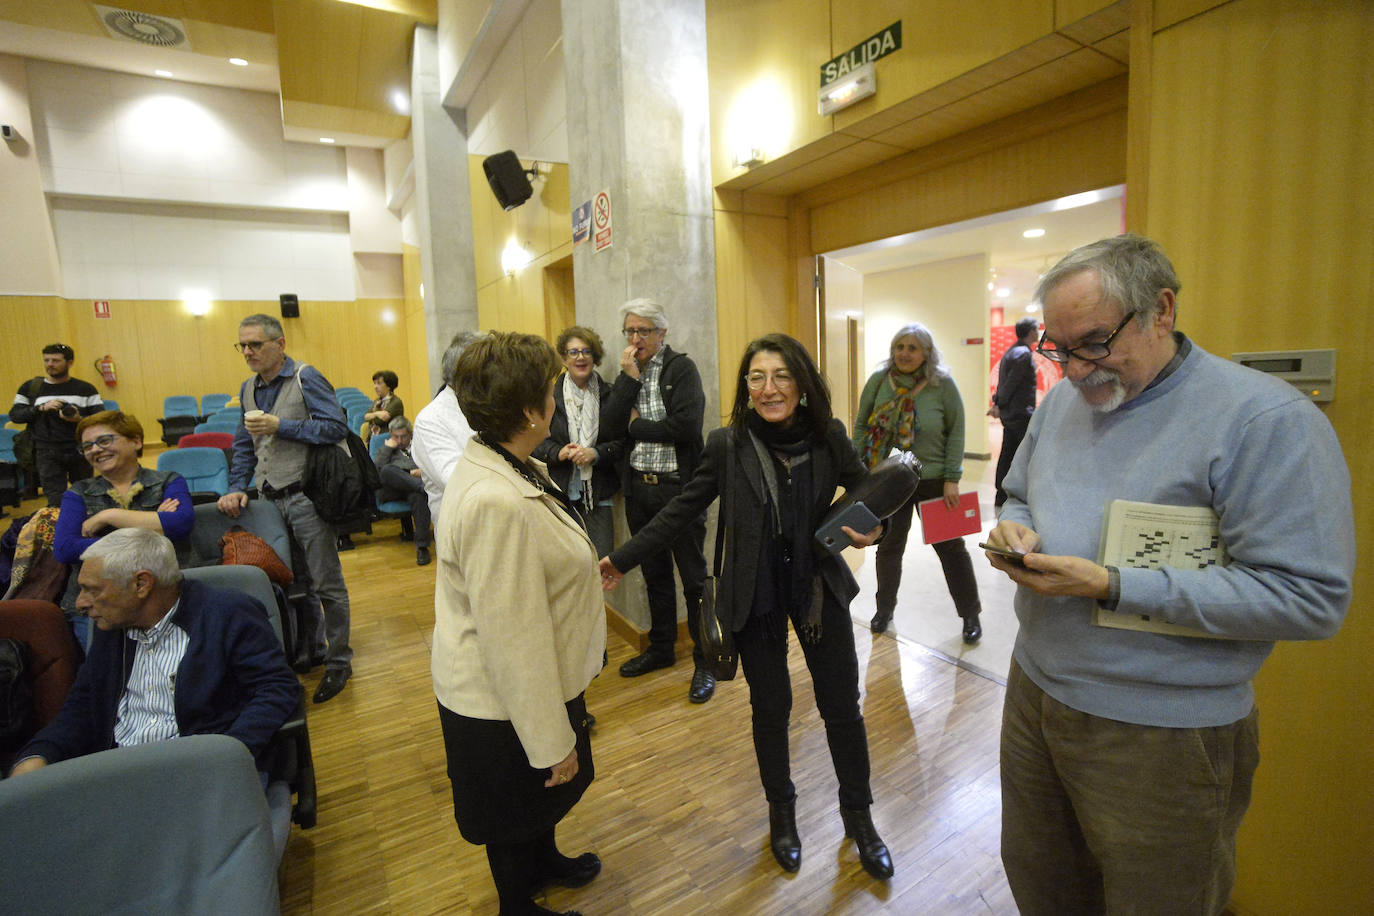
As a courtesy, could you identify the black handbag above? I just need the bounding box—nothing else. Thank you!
[696,435,738,681]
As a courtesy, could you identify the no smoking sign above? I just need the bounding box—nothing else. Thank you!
[593,189,612,252]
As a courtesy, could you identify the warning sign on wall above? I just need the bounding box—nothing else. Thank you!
[593,189,612,253]
[93,300,111,319]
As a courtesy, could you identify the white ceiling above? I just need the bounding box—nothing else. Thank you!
[826,187,1126,314]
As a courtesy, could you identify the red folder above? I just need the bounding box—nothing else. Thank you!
[918,492,981,544]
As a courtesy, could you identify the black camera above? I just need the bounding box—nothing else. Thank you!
[60,403,78,419]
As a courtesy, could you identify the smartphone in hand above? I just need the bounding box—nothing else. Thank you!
[978,541,1027,567]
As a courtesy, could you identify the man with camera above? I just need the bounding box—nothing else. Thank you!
[9,343,104,506]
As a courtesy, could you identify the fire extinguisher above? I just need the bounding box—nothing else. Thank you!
[95,355,118,388]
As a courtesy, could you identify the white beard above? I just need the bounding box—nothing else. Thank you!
[1073,367,1127,413]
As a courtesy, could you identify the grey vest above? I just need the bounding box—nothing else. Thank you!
[242,364,312,490]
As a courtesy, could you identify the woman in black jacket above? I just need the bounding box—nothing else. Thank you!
[598,334,894,881]
[532,326,625,557]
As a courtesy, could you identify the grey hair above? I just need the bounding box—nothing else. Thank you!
[619,298,668,331]
[240,313,285,339]
[443,331,485,388]
[1034,233,1181,329]
[388,415,412,432]
[80,528,182,588]
[883,322,947,386]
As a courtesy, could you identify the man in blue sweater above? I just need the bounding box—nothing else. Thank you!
[10,528,298,779]
[985,234,1354,915]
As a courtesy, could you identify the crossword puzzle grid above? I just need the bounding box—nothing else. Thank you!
[1123,526,1226,571]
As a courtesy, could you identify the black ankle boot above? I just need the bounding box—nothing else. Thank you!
[840,806,893,879]
[961,612,982,644]
[870,608,894,633]
[768,799,801,872]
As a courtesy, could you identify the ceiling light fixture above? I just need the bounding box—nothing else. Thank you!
[996,287,1011,298]
[319,137,335,144]
[155,69,173,77]
[228,57,248,66]
[391,89,410,115]
[1022,228,1046,238]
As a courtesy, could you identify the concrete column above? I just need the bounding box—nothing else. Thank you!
[411,26,479,392]
[562,0,718,637]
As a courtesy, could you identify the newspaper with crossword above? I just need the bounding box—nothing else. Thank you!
[1093,499,1231,639]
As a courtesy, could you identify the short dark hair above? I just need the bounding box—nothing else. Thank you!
[453,332,561,442]
[43,343,74,361]
[728,334,832,438]
[555,326,606,366]
[372,369,399,392]
[76,410,145,456]
[1014,317,1039,341]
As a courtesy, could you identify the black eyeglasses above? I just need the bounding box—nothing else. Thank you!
[622,327,659,340]
[77,434,121,456]
[564,348,594,358]
[1036,313,1135,364]
[234,338,280,354]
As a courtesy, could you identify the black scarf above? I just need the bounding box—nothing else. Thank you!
[744,413,824,643]
[477,435,585,529]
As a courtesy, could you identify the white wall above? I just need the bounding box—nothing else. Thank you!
[465,0,568,163]
[0,53,61,294]
[863,254,992,456]
[51,198,355,301]
[28,60,347,211]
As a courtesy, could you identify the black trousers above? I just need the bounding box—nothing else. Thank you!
[735,591,873,809]
[36,445,91,508]
[379,464,432,547]
[874,477,982,619]
[995,420,1029,508]
[625,475,706,663]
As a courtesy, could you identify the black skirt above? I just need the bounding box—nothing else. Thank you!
[437,693,594,846]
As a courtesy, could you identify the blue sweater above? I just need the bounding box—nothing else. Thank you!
[1001,339,1354,728]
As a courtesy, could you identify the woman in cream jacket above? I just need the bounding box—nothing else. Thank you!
[432,332,606,916]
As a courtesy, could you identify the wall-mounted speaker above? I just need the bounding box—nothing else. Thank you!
[280,293,299,318]
[483,150,533,210]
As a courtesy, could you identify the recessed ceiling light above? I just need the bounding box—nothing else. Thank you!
[155,69,173,77]
[1022,228,1046,238]
[391,89,410,115]
[228,57,248,66]
[996,287,1011,298]
[319,137,335,144]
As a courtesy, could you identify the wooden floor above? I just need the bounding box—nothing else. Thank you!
[280,517,1016,915]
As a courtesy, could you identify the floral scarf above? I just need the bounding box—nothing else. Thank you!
[859,372,921,469]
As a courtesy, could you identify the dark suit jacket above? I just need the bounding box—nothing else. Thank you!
[609,418,868,633]
[602,345,705,484]
[18,579,299,772]
[531,373,625,499]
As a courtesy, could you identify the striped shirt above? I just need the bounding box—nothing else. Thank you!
[113,600,188,748]
[629,350,677,473]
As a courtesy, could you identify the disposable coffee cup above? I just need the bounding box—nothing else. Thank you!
[244,409,265,421]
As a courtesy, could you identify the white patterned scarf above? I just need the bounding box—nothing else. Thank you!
[562,371,600,507]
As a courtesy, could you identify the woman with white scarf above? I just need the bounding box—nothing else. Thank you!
[533,327,624,557]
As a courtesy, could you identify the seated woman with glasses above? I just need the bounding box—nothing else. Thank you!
[598,334,895,882]
[52,411,195,641]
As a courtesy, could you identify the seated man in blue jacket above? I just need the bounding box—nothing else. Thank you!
[8,527,298,779]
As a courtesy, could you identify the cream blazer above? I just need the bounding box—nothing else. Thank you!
[431,438,606,768]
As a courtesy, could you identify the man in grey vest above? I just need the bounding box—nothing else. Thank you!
[218,313,354,704]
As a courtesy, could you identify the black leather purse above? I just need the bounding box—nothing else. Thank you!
[696,434,739,681]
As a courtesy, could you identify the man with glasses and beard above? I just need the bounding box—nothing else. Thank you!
[983,234,1354,916]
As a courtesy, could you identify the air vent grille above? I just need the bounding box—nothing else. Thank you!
[94,5,191,49]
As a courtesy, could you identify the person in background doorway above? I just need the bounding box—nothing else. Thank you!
[990,316,1039,509]
[853,324,984,643]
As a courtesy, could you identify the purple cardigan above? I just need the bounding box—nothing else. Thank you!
[17,579,299,771]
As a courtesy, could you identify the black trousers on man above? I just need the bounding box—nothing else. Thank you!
[625,474,706,665]
[379,464,431,547]
[36,446,92,507]
[995,420,1030,508]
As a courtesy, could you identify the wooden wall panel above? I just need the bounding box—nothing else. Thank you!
[1144,1,1373,912]
[808,105,1127,253]
[1,296,70,421]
